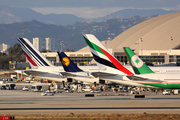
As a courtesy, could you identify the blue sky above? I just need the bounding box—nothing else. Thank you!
[0,0,180,18]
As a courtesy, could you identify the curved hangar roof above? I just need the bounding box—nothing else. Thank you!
[111,12,180,53]
[78,12,180,53]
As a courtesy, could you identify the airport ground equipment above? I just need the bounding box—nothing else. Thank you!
[31,85,42,92]
[134,95,145,98]
[22,86,29,91]
[41,90,55,96]
[162,90,171,95]
[173,90,178,95]
[85,94,94,97]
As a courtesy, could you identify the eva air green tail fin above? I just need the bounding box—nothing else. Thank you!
[123,47,154,74]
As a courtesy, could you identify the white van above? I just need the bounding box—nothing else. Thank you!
[162,90,170,95]
[173,90,178,95]
[31,85,42,92]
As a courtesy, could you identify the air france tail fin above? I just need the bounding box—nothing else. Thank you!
[57,52,83,72]
[83,34,134,75]
[17,38,53,68]
[123,47,154,74]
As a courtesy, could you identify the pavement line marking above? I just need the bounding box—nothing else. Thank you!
[0,102,34,104]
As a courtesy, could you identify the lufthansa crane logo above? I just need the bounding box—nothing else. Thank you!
[62,57,70,66]
[131,55,143,68]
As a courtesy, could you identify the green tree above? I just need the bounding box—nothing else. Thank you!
[41,49,51,53]
[7,43,25,62]
[0,53,10,69]
[65,49,69,52]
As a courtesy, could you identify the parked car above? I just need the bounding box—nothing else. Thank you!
[1,85,6,90]
[90,89,101,93]
[5,84,16,90]
[22,86,29,91]
[162,90,171,95]
[41,90,55,96]
[82,88,92,92]
[130,90,139,94]
[64,89,74,93]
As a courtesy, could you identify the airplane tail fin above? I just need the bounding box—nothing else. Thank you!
[83,34,134,75]
[123,47,154,74]
[57,51,83,72]
[17,38,53,68]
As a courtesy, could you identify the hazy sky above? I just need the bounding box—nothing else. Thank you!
[1,0,180,18]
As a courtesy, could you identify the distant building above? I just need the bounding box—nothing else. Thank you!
[0,43,10,54]
[33,37,42,51]
[45,37,55,52]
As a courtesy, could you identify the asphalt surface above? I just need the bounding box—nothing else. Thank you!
[1,89,180,115]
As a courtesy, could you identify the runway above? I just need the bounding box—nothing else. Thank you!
[1,90,180,114]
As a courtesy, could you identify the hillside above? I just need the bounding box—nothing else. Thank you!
[85,9,175,23]
[0,15,152,51]
[0,5,176,26]
[0,5,85,25]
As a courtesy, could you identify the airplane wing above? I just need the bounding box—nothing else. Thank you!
[91,72,118,78]
[14,70,28,76]
[126,75,147,81]
[61,72,92,78]
[60,72,76,77]
[23,70,46,76]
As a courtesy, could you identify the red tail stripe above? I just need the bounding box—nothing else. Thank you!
[24,52,38,67]
[100,48,134,75]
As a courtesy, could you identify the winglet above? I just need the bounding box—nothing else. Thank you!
[57,51,83,72]
[123,47,154,74]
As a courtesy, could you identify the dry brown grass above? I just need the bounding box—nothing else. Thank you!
[1,113,180,120]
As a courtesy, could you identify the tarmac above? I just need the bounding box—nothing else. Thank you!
[1,89,180,115]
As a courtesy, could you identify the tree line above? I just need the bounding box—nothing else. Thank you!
[0,43,26,69]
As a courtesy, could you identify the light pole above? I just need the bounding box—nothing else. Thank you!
[139,38,143,55]
[169,36,174,62]
[60,41,64,52]
[108,37,112,53]
[170,36,173,51]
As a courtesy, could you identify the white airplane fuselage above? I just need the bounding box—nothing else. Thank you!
[23,64,180,87]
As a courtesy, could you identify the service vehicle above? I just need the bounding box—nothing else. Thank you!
[31,85,42,92]
[130,90,139,94]
[6,83,16,90]
[82,88,92,92]
[22,86,29,91]
[173,90,178,95]
[162,90,171,95]
[41,90,55,96]
[90,89,101,93]
[1,85,6,90]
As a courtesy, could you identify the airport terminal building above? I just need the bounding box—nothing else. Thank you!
[40,12,180,66]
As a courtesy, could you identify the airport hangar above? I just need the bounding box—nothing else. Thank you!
[33,12,180,67]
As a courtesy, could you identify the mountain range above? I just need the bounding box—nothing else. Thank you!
[0,5,178,51]
[0,5,85,25]
[86,9,176,23]
[0,5,177,25]
[0,16,151,51]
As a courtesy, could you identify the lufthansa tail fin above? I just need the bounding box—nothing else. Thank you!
[83,34,134,75]
[123,47,154,74]
[57,52,83,72]
[17,38,53,68]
